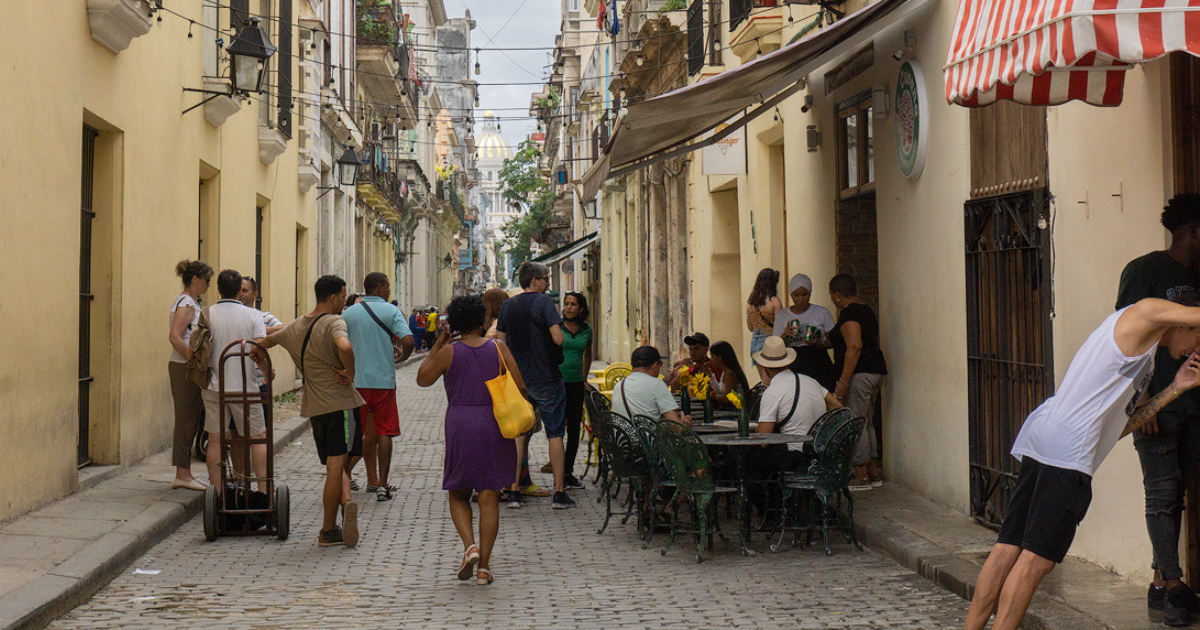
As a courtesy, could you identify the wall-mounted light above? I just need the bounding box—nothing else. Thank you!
[227,17,277,94]
[872,86,890,118]
[806,124,820,152]
[336,145,364,186]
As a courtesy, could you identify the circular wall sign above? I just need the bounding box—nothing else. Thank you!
[562,259,575,275]
[894,59,929,180]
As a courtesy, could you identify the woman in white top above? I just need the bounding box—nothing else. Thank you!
[746,268,784,383]
[771,273,836,391]
[167,260,213,491]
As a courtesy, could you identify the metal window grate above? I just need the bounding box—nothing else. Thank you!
[79,125,99,467]
[964,190,1054,526]
[729,0,752,32]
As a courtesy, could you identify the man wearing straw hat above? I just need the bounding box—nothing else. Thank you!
[752,336,842,474]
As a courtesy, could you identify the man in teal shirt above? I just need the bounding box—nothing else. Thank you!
[342,272,414,501]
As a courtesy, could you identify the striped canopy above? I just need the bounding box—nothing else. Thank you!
[945,0,1200,107]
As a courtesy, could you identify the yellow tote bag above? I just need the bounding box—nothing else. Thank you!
[485,343,535,439]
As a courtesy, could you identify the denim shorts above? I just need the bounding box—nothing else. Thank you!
[526,380,567,439]
[750,330,768,366]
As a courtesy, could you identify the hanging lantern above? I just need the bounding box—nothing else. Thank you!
[227,17,277,94]
[336,145,364,186]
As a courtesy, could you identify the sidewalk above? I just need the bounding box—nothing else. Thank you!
[0,414,311,630]
[854,483,1155,630]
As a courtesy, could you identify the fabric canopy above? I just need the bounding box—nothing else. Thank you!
[532,231,599,265]
[945,0,1200,107]
[581,0,918,201]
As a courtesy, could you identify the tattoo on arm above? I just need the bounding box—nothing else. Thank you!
[1126,388,1176,435]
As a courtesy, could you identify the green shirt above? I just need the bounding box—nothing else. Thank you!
[558,323,592,383]
[1116,250,1198,415]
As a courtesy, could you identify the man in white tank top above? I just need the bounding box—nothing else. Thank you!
[965,295,1200,630]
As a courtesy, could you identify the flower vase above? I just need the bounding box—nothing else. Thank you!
[681,389,691,416]
[703,397,713,424]
[737,406,750,438]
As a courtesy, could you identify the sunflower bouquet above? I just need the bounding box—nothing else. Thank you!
[726,392,743,409]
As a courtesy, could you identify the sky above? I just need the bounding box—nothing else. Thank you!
[450,0,563,149]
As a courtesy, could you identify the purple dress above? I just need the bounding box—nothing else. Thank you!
[442,340,517,491]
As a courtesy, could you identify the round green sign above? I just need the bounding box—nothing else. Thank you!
[894,60,928,180]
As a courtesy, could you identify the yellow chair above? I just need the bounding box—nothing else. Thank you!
[603,365,633,390]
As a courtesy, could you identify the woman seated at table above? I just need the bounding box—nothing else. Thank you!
[709,341,750,410]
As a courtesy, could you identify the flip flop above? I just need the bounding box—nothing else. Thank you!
[458,545,480,580]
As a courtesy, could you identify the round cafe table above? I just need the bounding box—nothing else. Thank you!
[700,433,811,556]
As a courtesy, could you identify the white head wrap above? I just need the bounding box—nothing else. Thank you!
[788,273,813,294]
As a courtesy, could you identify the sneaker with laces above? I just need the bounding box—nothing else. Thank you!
[552,491,576,509]
[848,477,873,491]
[318,527,344,547]
[1165,584,1196,627]
[505,490,522,509]
[564,475,584,490]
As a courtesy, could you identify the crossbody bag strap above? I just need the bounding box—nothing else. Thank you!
[360,301,394,339]
[775,372,803,433]
[299,313,331,379]
[620,379,632,419]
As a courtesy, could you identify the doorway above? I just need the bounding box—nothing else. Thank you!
[79,126,98,466]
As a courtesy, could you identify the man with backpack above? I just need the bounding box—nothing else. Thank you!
[342,272,414,502]
[253,275,365,548]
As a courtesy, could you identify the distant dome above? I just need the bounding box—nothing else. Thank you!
[476,130,511,160]
[484,110,495,117]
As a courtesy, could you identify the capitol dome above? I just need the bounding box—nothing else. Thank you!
[476,111,511,160]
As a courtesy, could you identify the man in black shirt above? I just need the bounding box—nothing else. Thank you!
[1116,193,1200,626]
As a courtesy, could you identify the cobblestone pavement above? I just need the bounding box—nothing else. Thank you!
[50,364,968,630]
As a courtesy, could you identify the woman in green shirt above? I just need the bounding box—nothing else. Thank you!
[559,292,593,489]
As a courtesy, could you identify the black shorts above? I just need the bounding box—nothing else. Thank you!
[997,456,1093,563]
[310,409,363,465]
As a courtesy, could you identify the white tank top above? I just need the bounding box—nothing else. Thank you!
[1011,307,1156,477]
[169,294,201,363]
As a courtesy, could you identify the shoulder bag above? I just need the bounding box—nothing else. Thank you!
[772,372,803,433]
[485,342,536,439]
[299,313,330,380]
[185,306,213,388]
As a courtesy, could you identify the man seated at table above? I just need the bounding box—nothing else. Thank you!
[612,346,691,426]
[752,336,843,471]
[665,332,712,392]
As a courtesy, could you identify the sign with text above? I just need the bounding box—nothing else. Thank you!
[702,121,747,175]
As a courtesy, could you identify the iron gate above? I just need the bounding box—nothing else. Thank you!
[965,189,1054,526]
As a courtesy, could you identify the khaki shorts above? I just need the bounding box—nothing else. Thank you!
[201,389,267,436]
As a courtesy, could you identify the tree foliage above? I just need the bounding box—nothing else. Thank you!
[497,139,556,273]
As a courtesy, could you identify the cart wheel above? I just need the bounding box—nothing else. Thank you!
[203,485,219,542]
[275,483,290,540]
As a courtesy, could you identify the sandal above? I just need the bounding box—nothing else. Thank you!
[477,567,495,585]
[457,545,480,581]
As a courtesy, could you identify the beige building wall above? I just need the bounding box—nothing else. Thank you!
[0,1,319,521]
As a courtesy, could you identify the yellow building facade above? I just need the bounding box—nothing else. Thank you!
[0,0,350,521]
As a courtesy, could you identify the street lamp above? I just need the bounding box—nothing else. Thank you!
[443,253,454,268]
[336,145,364,186]
[227,17,277,94]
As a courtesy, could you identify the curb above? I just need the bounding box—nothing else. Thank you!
[0,417,312,630]
[854,509,1110,630]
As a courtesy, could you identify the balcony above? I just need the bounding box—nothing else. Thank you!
[356,1,419,126]
[729,0,783,63]
[357,141,409,222]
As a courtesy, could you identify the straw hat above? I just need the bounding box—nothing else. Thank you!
[753,336,796,369]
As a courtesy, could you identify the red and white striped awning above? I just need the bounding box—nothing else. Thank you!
[945,0,1200,107]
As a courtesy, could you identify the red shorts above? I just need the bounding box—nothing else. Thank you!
[356,388,401,437]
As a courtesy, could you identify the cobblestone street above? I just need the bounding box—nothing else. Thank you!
[49,364,969,630]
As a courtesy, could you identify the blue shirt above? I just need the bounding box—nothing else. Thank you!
[409,313,420,332]
[341,296,413,389]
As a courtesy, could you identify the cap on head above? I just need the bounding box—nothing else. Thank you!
[631,345,662,368]
[683,332,710,348]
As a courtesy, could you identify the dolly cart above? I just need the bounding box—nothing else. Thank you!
[203,340,289,541]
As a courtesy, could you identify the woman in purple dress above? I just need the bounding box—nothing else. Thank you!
[416,294,523,586]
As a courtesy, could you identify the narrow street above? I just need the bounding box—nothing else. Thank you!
[48,363,968,630]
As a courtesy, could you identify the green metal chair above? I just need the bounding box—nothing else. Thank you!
[655,421,738,562]
[584,390,613,489]
[594,412,651,535]
[775,416,867,554]
[631,415,677,549]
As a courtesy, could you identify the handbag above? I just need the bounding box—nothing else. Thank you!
[485,342,536,439]
[185,306,213,388]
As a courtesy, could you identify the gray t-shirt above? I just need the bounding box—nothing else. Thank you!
[612,372,679,420]
[772,304,835,348]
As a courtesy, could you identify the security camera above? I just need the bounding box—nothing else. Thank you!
[800,95,814,114]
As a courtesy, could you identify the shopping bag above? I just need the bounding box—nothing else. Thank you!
[485,342,535,439]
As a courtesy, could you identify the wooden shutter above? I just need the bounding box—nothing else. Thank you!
[278,0,293,138]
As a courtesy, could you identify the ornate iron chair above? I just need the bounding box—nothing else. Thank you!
[775,416,867,554]
[594,412,651,535]
[631,415,676,548]
[655,421,738,562]
[604,364,634,390]
[586,390,614,494]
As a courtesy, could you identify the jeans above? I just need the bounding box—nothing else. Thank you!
[1134,410,1200,581]
[563,381,586,476]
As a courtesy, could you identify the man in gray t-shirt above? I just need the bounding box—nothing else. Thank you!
[612,346,690,426]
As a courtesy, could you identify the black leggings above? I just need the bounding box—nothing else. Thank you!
[564,381,586,476]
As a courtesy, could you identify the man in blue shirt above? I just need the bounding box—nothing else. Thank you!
[342,272,414,501]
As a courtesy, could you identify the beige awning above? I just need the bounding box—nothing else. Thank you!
[581,0,921,201]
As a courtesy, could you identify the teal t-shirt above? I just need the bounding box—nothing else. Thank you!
[341,296,413,390]
[558,324,592,383]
